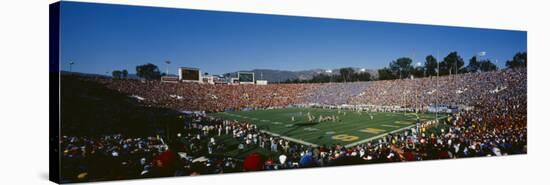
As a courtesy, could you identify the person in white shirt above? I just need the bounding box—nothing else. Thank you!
[279,154,287,167]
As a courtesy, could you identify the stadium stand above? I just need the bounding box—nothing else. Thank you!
[60,68,526,182]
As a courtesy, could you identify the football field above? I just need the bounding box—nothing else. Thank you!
[209,108,446,147]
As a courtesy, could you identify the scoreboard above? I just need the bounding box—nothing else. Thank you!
[178,67,201,82]
[238,72,255,84]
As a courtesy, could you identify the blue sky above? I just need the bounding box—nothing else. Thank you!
[59,2,526,75]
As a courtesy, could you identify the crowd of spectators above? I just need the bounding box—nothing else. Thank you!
[60,135,167,182]
[94,79,320,112]
[350,68,526,110]
[90,68,525,111]
[61,68,527,182]
[303,82,370,105]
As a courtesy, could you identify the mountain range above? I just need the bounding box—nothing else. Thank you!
[60,67,379,82]
[224,68,378,82]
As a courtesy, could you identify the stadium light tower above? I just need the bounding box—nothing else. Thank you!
[413,62,422,113]
[165,60,171,75]
[415,62,423,77]
[326,69,333,83]
[69,61,75,72]
[477,51,487,72]
[412,74,418,113]
[478,51,486,59]
[359,68,366,82]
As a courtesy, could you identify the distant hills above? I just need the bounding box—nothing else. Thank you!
[60,71,111,78]
[60,67,379,82]
[225,68,378,82]
[60,71,147,79]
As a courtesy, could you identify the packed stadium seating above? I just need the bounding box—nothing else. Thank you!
[60,67,526,182]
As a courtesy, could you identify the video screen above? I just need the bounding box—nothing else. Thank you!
[238,72,254,82]
[181,69,199,81]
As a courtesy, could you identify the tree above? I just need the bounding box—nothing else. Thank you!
[339,68,355,82]
[112,70,122,79]
[352,71,371,81]
[465,56,480,73]
[389,57,414,79]
[122,69,128,79]
[300,68,370,83]
[310,73,331,83]
[424,55,438,77]
[136,63,161,80]
[506,52,527,68]
[412,66,425,78]
[378,67,396,80]
[440,52,464,75]
[479,60,498,72]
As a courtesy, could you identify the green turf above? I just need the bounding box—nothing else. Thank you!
[210,134,281,159]
[210,108,446,147]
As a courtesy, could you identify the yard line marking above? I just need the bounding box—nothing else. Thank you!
[304,127,319,131]
[332,134,359,142]
[293,112,401,133]
[282,113,411,140]
[381,124,400,128]
[211,109,449,148]
[344,124,416,148]
[359,128,386,134]
[296,114,404,137]
[260,130,318,147]
[394,121,411,125]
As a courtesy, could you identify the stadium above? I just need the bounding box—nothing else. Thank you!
[53,2,527,183]
[59,62,527,182]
